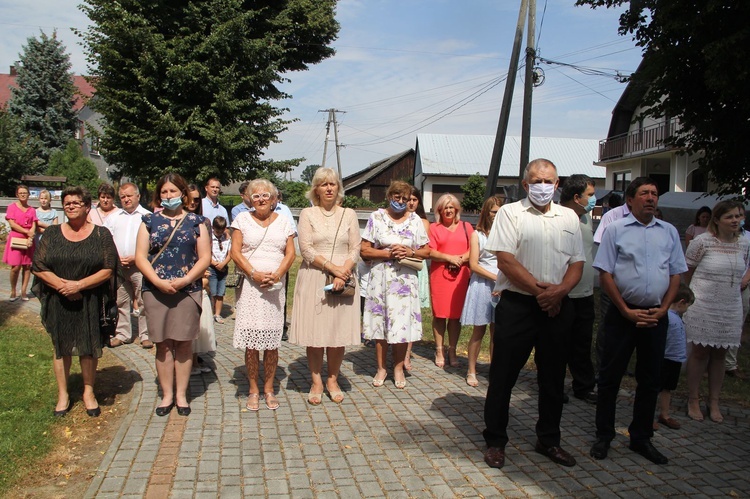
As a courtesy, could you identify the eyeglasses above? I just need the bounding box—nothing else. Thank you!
[191,197,201,202]
[251,192,271,201]
[64,201,84,209]
[392,195,407,202]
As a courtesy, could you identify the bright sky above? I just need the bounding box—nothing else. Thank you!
[0,0,642,180]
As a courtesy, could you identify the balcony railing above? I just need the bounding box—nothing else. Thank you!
[598,118,679,161]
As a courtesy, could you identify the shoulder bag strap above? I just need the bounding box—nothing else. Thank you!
[150,214,187,265]
[329,208,346,263]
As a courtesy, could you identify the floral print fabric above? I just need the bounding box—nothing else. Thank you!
[362,209,428,343]
[141,212,205,294]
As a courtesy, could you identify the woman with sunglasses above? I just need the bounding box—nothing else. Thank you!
[231,179,296,411]
[185,184,217,375]
[361,180,430,389]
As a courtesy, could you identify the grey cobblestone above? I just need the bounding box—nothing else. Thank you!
[23,284,738,499]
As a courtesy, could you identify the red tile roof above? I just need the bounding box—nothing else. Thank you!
[0,73,95,111]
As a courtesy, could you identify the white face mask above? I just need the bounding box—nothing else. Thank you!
[527,183,555,207]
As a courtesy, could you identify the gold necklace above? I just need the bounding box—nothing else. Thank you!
[319,206,336,217]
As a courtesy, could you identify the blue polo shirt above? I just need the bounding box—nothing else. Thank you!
[202,197,228,225]
[593,213,687,307]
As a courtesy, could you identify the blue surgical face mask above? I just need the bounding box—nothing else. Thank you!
[161,196,183,210]
[578,194,597,213]
[390,199,407,213]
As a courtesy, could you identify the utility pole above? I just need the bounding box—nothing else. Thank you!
[319,109,346,179]
[484,0,537,200]
[519,0,536,193]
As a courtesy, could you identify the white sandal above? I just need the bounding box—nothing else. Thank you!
[466,373,479,387]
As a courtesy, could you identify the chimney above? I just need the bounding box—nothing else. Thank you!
[10,65,17,76]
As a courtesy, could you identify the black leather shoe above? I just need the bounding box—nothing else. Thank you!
[86,406,101,417]
[155,403,174,417]
[562,393,570,404]
[176,405,191,416]
[590,438,611,459]
[574,390,598,404]
[484,447,505,469]
[630,441,668,464]
[534,441,576,467]
[53,399,73,417]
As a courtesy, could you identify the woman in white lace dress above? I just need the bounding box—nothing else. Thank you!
[231,180,296,411]
[684,200,750,423]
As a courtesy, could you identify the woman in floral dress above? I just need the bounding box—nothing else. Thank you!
[361,181,430,389]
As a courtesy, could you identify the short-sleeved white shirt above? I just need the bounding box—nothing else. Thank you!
[486,198,585,295]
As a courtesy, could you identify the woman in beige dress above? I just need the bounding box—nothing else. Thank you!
[289,167,361,405]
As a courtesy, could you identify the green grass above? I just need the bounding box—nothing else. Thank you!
[0,316,60,493]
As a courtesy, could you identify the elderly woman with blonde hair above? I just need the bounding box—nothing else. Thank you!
[231,179,296,411]
[289,167,361,405]
[429,193,473,368]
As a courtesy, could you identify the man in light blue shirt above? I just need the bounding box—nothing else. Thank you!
[202,177,228,225]
[591,177,687,465]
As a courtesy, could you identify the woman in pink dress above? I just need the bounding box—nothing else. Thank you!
[4,184,37,301]
[429,194,473,368]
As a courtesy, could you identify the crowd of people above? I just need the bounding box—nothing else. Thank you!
[6,159,747,470]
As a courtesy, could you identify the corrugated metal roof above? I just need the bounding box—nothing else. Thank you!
[416,133,604,179]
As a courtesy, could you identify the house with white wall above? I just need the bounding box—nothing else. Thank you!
[413,133,603,212]
[595,60,706,195]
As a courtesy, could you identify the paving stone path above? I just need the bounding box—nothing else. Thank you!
[5,280,750,498]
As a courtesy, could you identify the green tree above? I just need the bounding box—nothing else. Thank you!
[461,173,486,212]
[300,164,321,184]
[79,0,339,185]
[8,31,77,163]
[0,107,44,195]
[279,180,310,208]
[576,0,750,197]
[46,139,101,193]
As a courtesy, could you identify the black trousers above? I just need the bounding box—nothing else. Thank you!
[483,291,573,449]
[595,303,667,444]
[568,295,596,395]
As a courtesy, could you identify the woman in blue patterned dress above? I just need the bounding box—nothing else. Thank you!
[460,196,503,387]
[361,181,430,389]
[135,174,211,417]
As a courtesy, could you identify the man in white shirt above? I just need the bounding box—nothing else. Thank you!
[202,177,228,225]
[482,159,585,470]
[106,183,152,348]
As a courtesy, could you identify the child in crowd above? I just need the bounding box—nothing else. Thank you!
[209,216,231,323]
[654,283,695,430]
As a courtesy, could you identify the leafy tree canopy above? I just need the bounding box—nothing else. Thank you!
[576,0,750,197]
[47,139,101,193]
[0,106,45,196]
[461,173,486,212]
[300,164,321,184]
[8,31,77,163]
[79,0,339,186]
[279,180,310,208]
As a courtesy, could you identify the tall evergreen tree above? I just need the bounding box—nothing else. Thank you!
[79,0,339,185]
[9,31,77,163]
